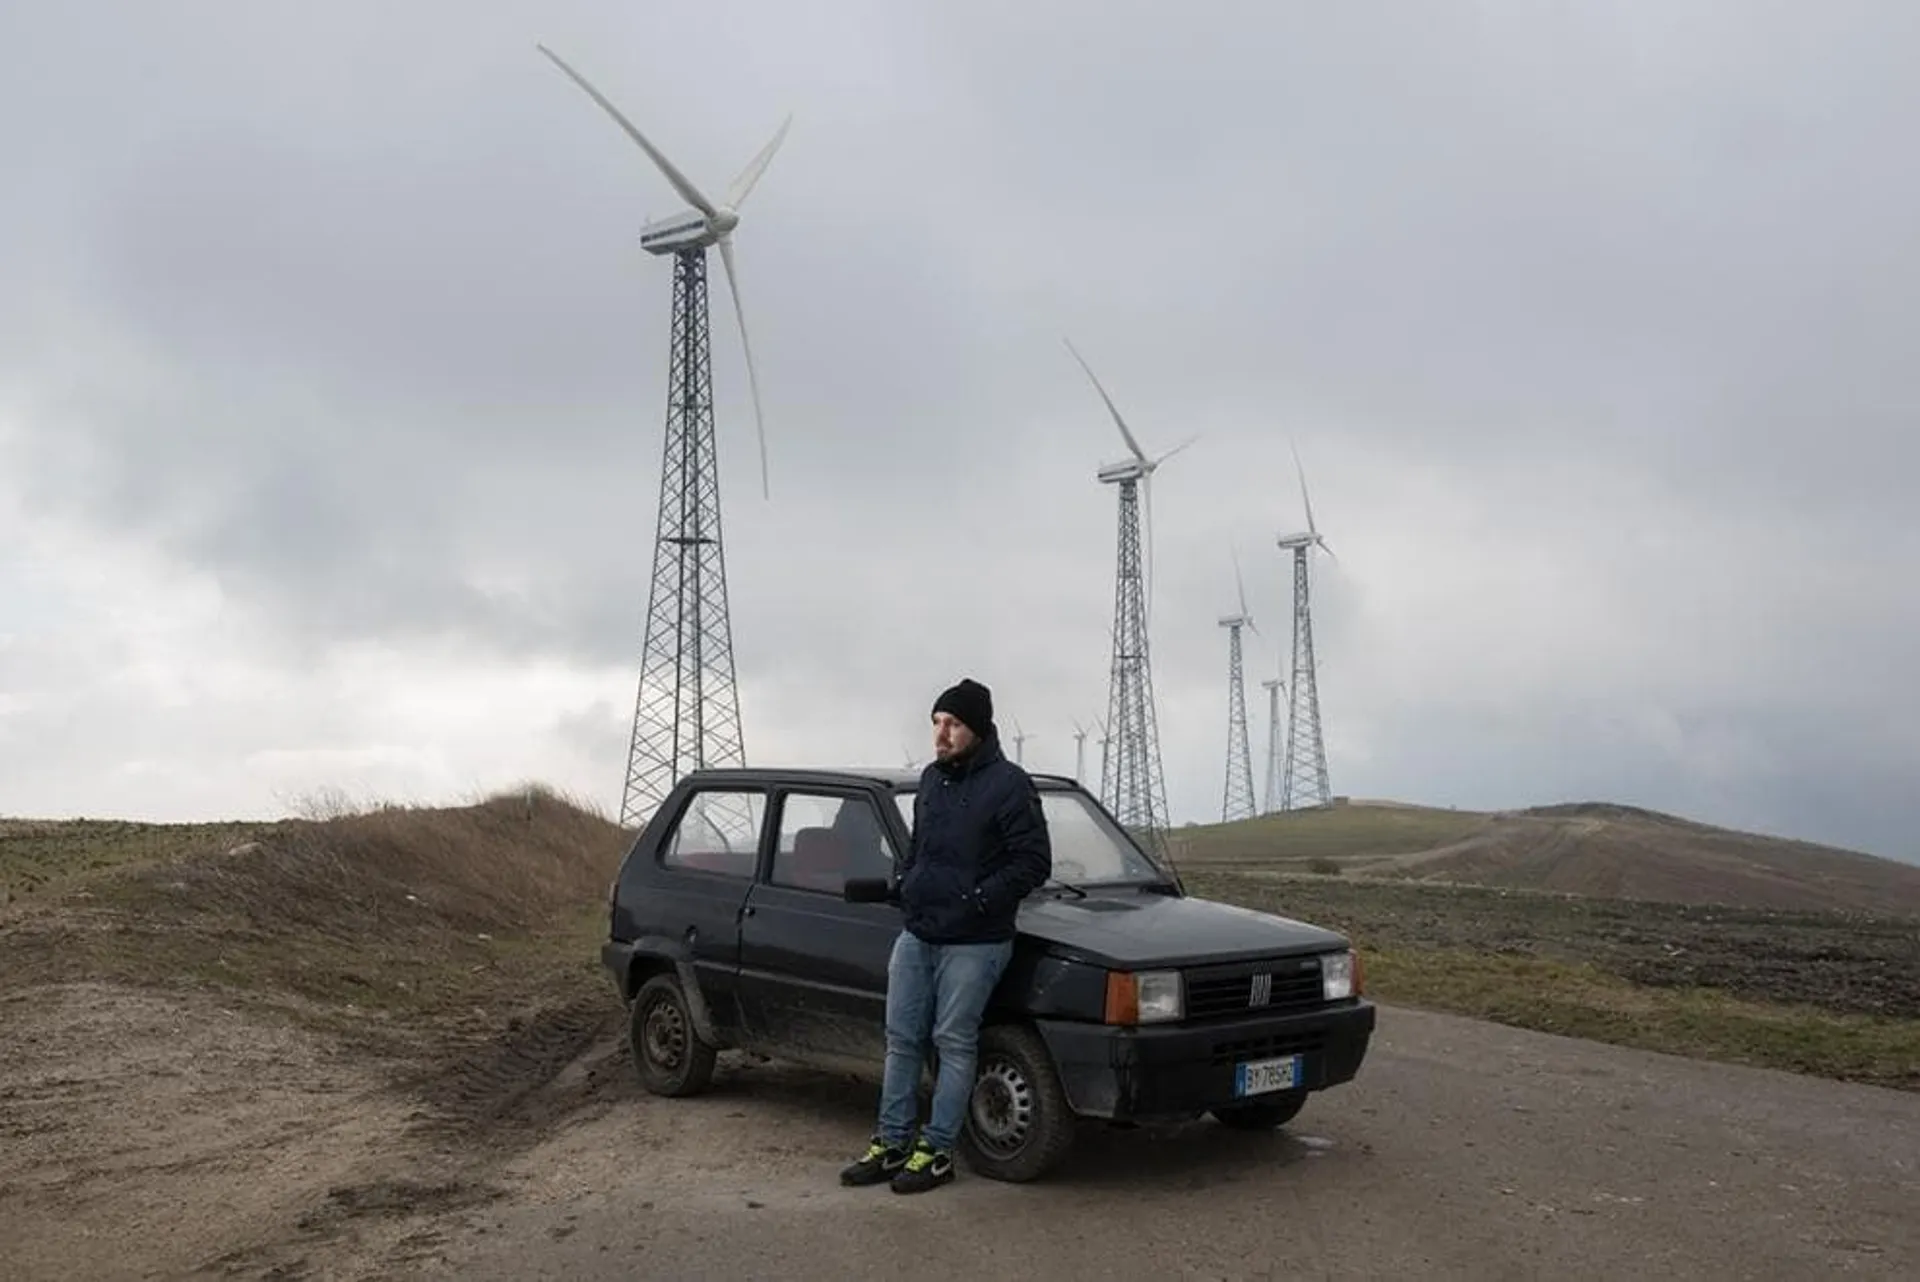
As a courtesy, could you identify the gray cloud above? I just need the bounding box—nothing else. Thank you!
[2,0,1915,862]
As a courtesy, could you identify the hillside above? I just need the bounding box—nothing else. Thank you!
[1,784,631,1066]
[1171,800,1920,916]
[0,785,641,1280]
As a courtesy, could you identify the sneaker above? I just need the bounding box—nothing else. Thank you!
[839,1135,910,1186]
[889,1139,955,1194]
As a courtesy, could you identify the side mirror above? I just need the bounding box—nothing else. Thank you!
[842,877,894,904]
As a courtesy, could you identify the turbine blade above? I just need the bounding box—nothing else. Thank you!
[1153,433,1199,466]
[716,235,770,501]
[1064,337,1149,463]
[1232,544,1249,619]
[1290,437,1317,536]
[536,44,719,218]
[724,115,792,210]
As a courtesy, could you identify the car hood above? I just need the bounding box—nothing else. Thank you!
[1015,889,1349,968]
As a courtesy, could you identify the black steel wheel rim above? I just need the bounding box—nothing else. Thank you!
[642,995,687,1070]
[969,1055,1034,1156]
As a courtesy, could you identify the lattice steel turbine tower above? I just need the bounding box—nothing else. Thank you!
[538,45,790,827]
[1218,550,1259,824]
[1260,674,1286,814]
[1064,339,1195,850]
[1277,442,1335,810]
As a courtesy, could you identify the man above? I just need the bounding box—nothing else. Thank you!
[840,677,1052,1194]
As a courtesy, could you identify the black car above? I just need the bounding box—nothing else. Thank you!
[601,765,1376,1183]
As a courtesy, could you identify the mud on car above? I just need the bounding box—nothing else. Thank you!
[601,767,1376,1183]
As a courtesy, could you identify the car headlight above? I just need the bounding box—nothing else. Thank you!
[1321,949,1358,1002]
[1104,969,1184,1025]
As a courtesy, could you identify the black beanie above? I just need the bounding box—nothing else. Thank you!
[932,677,995,739]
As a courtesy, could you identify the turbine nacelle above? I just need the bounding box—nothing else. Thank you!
[1097,458,1152,485]
[1218,614,1253,629]
[639,205,742,254]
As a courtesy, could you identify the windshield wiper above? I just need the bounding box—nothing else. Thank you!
[1044,877,1089,899]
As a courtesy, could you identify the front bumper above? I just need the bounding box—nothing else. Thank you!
[1035,998,1376,1121]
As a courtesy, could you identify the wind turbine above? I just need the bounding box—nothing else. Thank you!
[1277,440,1335,810]
[1064,338,1197,626]
[1095,718,1112,801]
[537,44,791,827]
[1071,719,1091,785]
[1260,672,1286,815]
[1064,338,1192,853]
[1010,717,1033,765]
[537,44,785,500]
[1218,547,1259,824]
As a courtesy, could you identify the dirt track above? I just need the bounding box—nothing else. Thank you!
[403,1004,1919,1281]
[5,992,1916,1280]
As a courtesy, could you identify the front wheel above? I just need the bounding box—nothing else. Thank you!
[960,1024,1076,1183]
[1210,1088,1307,1131]
[629,973,717,1097]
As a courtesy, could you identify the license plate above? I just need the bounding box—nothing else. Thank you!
[1234,1054,1302,1097]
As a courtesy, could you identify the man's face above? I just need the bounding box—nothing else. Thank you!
[932,712,977,761]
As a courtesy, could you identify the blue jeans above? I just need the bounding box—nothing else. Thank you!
[876,929,1014,1152]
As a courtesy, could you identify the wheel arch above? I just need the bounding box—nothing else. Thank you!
[622,936,726,1048]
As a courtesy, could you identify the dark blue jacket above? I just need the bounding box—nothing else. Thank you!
[897,735,1052,944]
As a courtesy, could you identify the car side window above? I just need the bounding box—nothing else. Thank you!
[660,789,767,879]
[771,791,900,894]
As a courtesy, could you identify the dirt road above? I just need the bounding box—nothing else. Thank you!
[6,992,1915,1280]
[393,1004,1916,1281]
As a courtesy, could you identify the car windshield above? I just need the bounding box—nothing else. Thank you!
[891,786,1170,885]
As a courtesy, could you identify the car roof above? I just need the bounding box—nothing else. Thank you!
[677,765,1082,790]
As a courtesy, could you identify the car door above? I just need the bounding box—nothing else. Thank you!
[649,785,770,1042]
[737,786,903,1066]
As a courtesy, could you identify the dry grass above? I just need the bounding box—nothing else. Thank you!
[0,784,632,1067]
[0,817,271,902]
[1172,803,1485,868]
[1190,870,1920,1091]
[1170,800,1920,917]
[1365,948,1920,1091]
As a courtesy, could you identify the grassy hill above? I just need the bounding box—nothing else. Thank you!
[1171,799,1920,917]
[1,786,631,1085]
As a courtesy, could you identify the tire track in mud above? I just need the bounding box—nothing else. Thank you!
[187,997,643,1281]
[401,993,636,1147]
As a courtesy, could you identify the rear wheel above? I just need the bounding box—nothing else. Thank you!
[959,1024,1076,1183]
[1210,1088,1307,1130]
[629,973,717,1097]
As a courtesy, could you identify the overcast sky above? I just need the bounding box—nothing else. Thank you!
[3,1,1916,863]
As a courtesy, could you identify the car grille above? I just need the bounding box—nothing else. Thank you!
[1184,956,1326,1020]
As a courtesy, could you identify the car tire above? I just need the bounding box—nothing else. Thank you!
[959,1023,1076,1183]
[1210,1088,1307,1130]
[629,973,717,1098]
